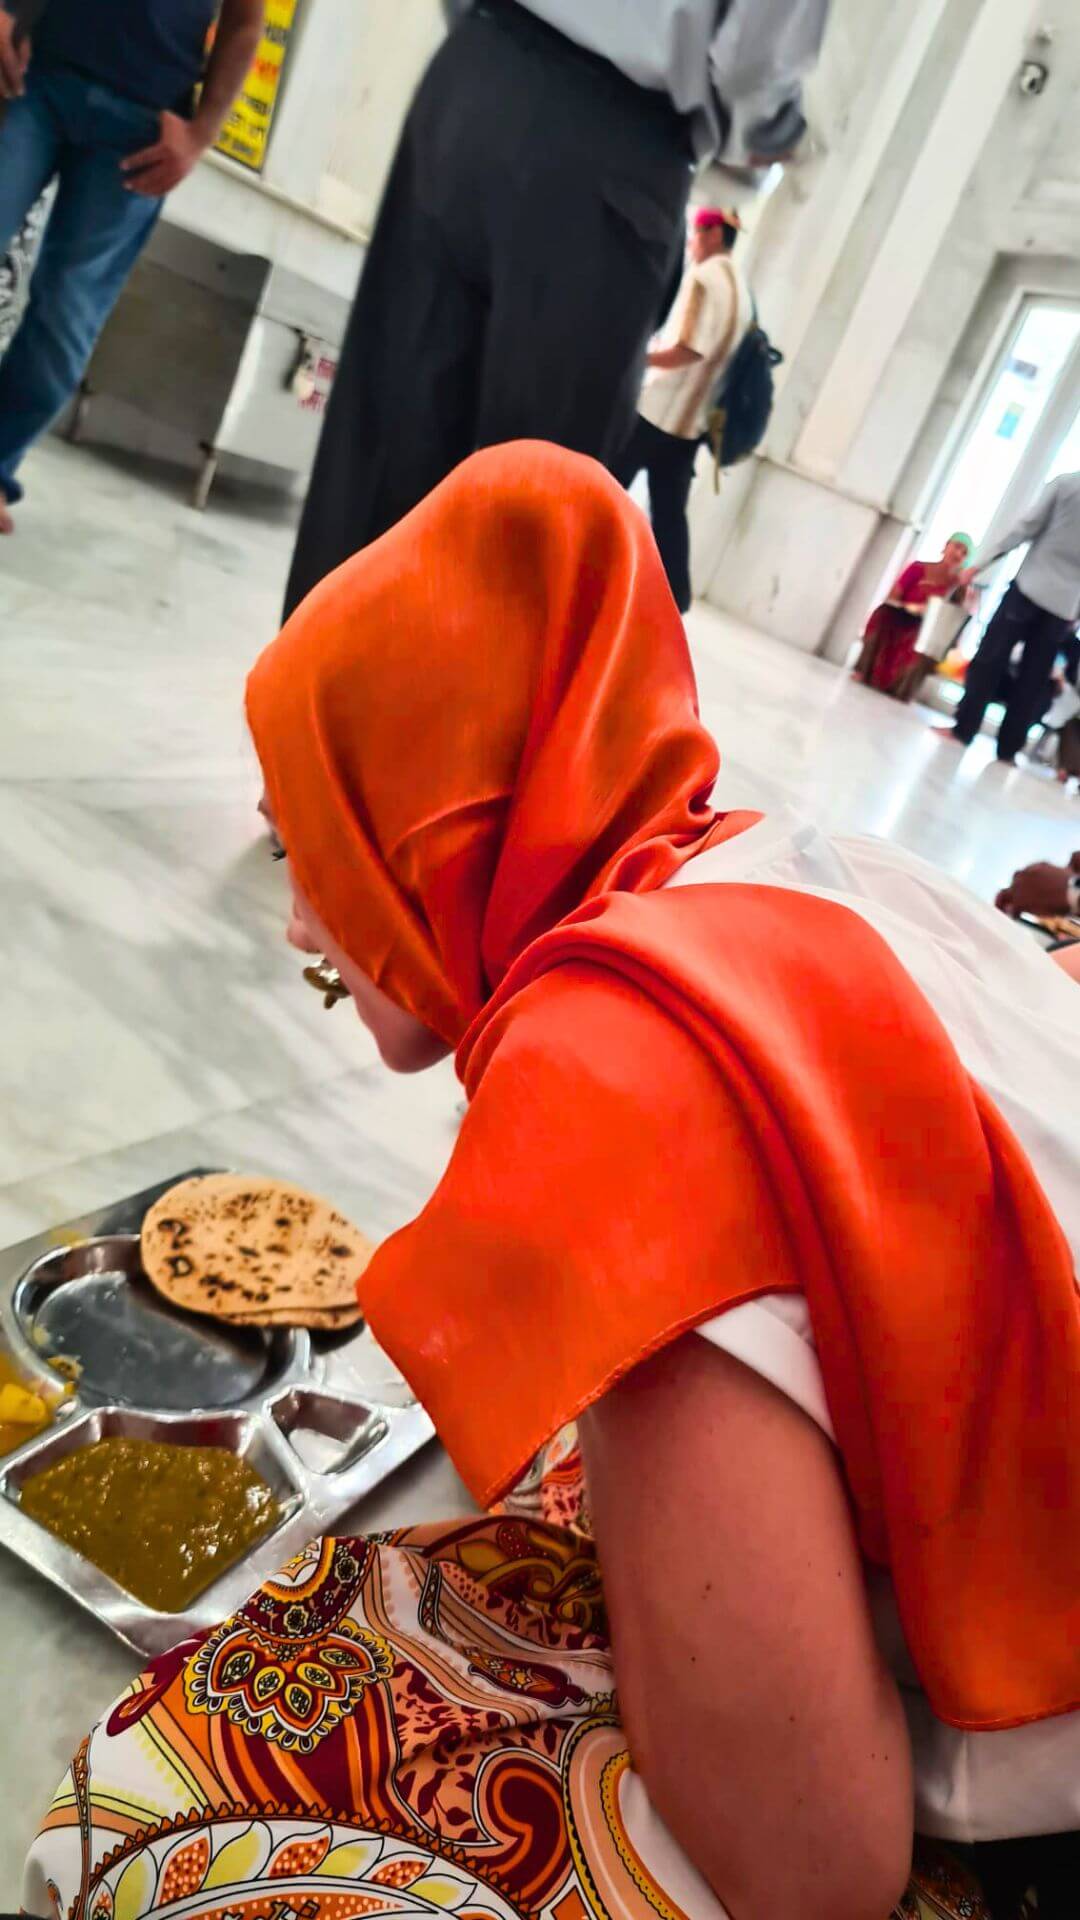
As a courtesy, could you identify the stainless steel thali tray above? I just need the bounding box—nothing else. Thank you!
[0,1170,433,1656]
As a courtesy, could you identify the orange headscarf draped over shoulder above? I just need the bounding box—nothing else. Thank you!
[248,443,1079,1735]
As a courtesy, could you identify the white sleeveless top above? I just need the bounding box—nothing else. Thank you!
[668,812,1080,1843]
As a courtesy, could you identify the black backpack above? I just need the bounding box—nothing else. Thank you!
[705,315,783,479]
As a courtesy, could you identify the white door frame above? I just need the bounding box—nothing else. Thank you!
[980,321,1080,545]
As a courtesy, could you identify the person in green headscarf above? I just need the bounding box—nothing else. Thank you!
[855,532,974,696]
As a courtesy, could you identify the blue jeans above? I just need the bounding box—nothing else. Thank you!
[0,65,163,504]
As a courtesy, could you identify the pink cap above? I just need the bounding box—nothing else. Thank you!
[694,208,742,233]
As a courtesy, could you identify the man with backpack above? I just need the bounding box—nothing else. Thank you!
[612,208,751,614]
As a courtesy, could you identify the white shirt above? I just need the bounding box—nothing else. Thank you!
[449,0,831,162]
[639,254,752,441]
[669,812,1080,1843]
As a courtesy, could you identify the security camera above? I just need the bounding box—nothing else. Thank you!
[1018,59,1049,96]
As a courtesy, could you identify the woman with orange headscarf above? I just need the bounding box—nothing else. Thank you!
[23,445,1080,1920]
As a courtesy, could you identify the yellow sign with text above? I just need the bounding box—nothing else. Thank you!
[215,0,299,175]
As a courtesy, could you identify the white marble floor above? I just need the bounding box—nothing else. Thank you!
[0,437,1077,1884]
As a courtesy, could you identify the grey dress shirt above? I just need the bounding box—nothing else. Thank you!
[447,0,831,162]
[973,472,1080,624]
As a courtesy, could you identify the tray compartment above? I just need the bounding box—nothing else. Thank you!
[13,1236,301,1411]
[1,1405,304,1615]
[2,1404,305,1512]
[270,1387,388,1476]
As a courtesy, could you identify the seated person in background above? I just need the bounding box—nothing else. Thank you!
[23,447,1080,1920]
[997,849,1080,982]
[854,533,973,694]
[997,848,1080,919]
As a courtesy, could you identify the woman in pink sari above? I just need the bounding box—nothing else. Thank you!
[855,534,972,694]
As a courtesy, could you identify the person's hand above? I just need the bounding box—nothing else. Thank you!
[995,860,1073,919]
[747,146,801,168]
[121,111,207,197]
[745,100,808,168]
[958,565,978,589]
[0,11,31,99]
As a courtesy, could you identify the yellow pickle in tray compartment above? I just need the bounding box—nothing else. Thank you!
[0,1354,55,1455]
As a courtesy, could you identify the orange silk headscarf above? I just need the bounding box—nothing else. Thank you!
[248,441,750,1046]
[248,442,1079,1734]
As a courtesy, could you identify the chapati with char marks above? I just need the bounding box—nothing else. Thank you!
[141,1173,371,1329]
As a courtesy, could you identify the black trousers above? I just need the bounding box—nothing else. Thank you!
[284,0,691,615]
[962,1829,1080,1919]
[953,583,1073,760]
[612,412,698,613]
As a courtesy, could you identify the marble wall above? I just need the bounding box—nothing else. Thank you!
[696,0,1080,654]
[162,0,444,292]
[693,463,877,653]
[149,0,441,305]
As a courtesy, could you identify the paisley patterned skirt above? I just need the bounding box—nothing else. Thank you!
[22,1512,989,1920]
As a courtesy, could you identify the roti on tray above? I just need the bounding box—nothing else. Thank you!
[141,1174,372,1331]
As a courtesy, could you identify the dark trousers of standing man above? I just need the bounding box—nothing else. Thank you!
[612,413,698,613]
[952,584,1075,761]
[283,0,691,616]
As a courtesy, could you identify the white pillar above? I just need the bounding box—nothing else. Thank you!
[261,0,365,208]
[793,0,1036,483]
[759,0,953,415]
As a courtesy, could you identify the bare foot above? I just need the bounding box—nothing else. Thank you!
[0,496,13,535]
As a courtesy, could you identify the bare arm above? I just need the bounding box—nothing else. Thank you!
[647,343,702,371]
[580,1336,913,1920]
[647,271,725,374]
[192,0,266,148]
[123,0,265,196]
[0,6,31,98]
[996,851,1080,919]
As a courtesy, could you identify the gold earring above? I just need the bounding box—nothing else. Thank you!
[302,958,350,1010]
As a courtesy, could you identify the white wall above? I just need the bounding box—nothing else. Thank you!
[164,0,443,300]
[694,0,1080,655]
[320,0,444,234]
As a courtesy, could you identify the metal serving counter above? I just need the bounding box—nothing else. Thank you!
[68,221,351,507]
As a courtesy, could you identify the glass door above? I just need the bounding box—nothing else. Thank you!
[917,300,1080,648]
[1044,388,1080,483]
[920,302,1080,562]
